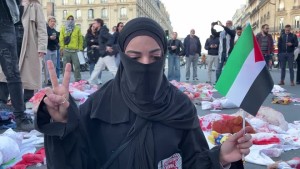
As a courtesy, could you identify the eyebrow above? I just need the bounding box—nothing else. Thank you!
[126,48,161,54]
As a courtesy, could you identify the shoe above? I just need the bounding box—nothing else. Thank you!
[193,78,199,81]
[14,113,34,131]
[186,78,189,81]
[296,81,300,85]
[278,81,285,85]
[291,81,295,86]
[206,81,211,84]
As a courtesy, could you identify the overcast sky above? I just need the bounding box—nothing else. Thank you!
[160,0,247,48]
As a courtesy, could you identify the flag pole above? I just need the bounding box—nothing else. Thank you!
[242,111,246,165]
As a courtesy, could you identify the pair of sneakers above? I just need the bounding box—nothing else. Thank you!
[0,101,34,131]
[14,112,34,131]
[186,77,199,81]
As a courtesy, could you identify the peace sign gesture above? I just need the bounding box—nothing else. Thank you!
[43,60,71,123]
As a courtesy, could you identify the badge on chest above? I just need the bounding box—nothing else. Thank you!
[158,153,182,169]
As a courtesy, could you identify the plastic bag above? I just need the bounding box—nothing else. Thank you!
[0,136,20,163]
[261,148,283,157]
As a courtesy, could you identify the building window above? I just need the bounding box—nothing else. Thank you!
[295,16,300,28]
[120,7,127,18]
[62,0,68,5]
[279,17,284,30]
[101,8,108,18]
[101,0,107,3]
[75,0,80,4]
[88,0,94,4]
[88,9,94,19]
[63,10,68,19]
[75,9,81,19]
[279,0,284,10]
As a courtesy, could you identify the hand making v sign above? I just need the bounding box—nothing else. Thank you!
[43,60,71,123]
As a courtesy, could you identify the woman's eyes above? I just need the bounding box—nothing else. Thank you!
[153,56,161,60]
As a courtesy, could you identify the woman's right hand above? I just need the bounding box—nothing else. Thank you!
[43,61,71,123]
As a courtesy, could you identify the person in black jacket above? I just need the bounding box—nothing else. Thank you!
[44,16,59,86]
[88,18,118,85]
[110,22,124,66]
[0,0,31,131]
[211,20,236,82]
[277,24,299,86]
[36,17,252,169]
[256,24,274,70]
[167,32,184,81]
[183,29,201,81]
[85,24,102,78]
[204,34,219,84]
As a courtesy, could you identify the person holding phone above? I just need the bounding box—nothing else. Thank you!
[45,16,59,86]
[277,24,299,86]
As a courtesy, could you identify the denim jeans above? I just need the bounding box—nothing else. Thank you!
[278,53,295,82]
[44,49,57,81]
[216,53,227,82]
[167,53,181,81]
[115,53,120,67]
[296,55,300,83]
[0,19,24,113]
[56,49,60,78]
[263,54,272,68]
[15,25,24,58]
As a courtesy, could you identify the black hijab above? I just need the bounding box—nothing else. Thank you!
[91,17,199,169]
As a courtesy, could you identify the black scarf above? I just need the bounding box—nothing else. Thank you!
[91,17,199,169]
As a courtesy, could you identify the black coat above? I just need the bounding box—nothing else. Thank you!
[205,36,219,56]
[278,33,299,54]
[183,35,201,56]
[47,25,59,51]
[35,81,243,169]
[98,25,114,57]
[167,39,184,55]
[85,32,100,64]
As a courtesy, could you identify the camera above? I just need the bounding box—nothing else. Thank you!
[212,21,218,26]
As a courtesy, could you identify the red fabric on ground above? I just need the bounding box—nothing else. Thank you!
[252,136,281,145]
[10,148,45,169]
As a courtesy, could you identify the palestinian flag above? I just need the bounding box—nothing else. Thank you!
[215,24,274,116]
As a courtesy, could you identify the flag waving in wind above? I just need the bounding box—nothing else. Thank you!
[215,24,274,116]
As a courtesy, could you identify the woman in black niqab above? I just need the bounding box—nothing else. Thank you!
[37,17,252,169]
[94,17,200,169]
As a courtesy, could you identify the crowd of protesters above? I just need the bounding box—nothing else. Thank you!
[0,0,123,131]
